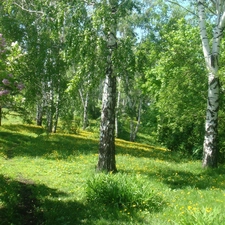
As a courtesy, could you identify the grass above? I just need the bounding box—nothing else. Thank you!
[1,115,225,224]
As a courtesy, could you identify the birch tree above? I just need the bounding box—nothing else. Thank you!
[197,0,225,167]
[97,0,118,173]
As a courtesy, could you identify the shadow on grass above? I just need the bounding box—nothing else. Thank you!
[1,124,45,135]
[0,174,67,225]
[135,166,225,190]
[0,124,184,164]
[42,200,154,225]
[0,174,155,225]
[0,125,98,159]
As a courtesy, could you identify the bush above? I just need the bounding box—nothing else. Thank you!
[86,172,163,211]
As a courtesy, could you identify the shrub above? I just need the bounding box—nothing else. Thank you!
[86,172,163,211]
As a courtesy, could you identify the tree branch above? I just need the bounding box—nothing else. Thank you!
[13,2,44,15]
[166,0,198,17]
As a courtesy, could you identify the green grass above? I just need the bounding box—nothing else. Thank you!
[1,118,225,224]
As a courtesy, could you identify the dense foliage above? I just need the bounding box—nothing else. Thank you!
[1,0,225,164]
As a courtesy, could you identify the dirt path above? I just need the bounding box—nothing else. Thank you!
[15,178,44,225]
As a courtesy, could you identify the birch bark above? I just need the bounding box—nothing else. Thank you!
[115,77,121,138]
[97,0,118,173]
[79,89,89,130]
[197,0,225,167]
[36,102,43,126]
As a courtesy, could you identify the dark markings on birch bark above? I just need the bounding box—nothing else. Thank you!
[209,76,217,86]
[214,105,219,112]
[208,98,212,107]
[210,55,218,68]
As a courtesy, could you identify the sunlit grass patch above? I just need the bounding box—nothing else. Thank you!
[1,110,24,125]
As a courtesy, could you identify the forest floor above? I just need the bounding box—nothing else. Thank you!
[1,114,225,224]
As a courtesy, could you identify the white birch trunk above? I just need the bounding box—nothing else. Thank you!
[52,92,60,133]
[115,77,121,138]
[133,98,142,141]
[46,81,54,133]
[97,0,118,173]
[197,0,225,167]
[83,92,89,130]
[79,89,89,130]
[129,98,142,142]
[36,102,43,126]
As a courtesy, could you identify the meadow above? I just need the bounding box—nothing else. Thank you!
[0,114,225,225]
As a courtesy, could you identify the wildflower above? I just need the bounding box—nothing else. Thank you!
[2,78,10,86]
[0,89,10,96]
[16,83,25,90]
[205,207,212,213]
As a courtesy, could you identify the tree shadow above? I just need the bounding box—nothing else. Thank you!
[0,174,155,225]
[1,124,188,163]
[1,124,45,136]
[0,174,67,225]
[133,166,225,190]
[0,128,98,160]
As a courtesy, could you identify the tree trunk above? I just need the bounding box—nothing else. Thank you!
[83,92,89,130]
[36,103,43,126]
[52,93,60,133]
[97,72,117,172]
[46,83,54,133]
[97,1,118,172]
[132,98,142,142]
[197,0,225,168]
[130,118,134,141]
[202,73,219,167]
[115,78,121,138]
[79,89,89,130]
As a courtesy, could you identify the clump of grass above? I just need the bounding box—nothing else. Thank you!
[86,172,163,211]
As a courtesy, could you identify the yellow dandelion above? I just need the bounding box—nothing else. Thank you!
[206,207,212,213]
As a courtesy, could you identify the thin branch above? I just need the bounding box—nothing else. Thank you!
[13,2,44,15]
[198,0,216,15]
[166,0,198,17]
